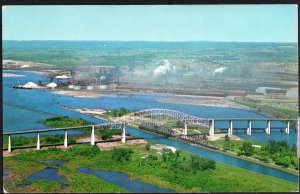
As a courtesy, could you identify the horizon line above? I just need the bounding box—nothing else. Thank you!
[3,39,298,44]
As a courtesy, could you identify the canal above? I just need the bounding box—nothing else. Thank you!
[3,70,299,183]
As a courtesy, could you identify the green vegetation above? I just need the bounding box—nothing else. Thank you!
[212,136,298,170]
[42,116,92,134]
[234,99,298,120]
[67,144,101,157]
[145,143,151,151]
[2,135,76,149]
[234,99,257,108]
[3,144,298,192]
[96,129,122,140]
[111,147,134,162]
[2,116,124,150]
[266,106,298,120]
[3,41,297,69]
[260,141,298,169]
[239,141,255,156]
[104,108,132,118]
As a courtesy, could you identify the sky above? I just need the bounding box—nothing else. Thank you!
[2,5,298,42]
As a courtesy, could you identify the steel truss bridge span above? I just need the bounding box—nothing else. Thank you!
[4,108,299,156]
[119,108,211,126]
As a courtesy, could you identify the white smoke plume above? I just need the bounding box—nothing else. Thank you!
[213,67,227,76]
[153,60,172,76]
[133,67,151,77]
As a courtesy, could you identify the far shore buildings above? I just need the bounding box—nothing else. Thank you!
[255,87,298,98]
[286,87,298,97]
[255,87,287,95]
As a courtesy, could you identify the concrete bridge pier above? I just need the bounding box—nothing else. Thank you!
[8,135,11,152]
[228,120,233,136]
[37,133,40,150]
[209,119,215,136]
[121,124,126,143]
[285,121,290,134]
[247,121,252,135]
[91,125,95,145]
[183,121,188,135]
[265,121,271,135]
[64,130,68,148]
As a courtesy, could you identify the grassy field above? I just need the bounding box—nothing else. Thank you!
[3,143,298,193]
[234,99,298,120]
[3,41,297,69]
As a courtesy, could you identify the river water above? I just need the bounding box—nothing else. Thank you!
[2,70,299,183]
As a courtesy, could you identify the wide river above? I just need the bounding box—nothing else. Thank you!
[3,70,299,183]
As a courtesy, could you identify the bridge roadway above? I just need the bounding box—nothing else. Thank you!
[3,108,299,157]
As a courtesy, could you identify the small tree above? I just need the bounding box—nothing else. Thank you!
[203,134,208,143]
[176,121,184,128]
[175,150,181,157]
[225,135,230,142]
[111,148,133,162]
[239,141,254,156]
[145,143,151,151]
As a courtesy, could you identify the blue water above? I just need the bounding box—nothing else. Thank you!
[77,167,174,193]
[17,183,31,188]
[3,168,11,181]
[26,167,66,182]
[3,70,297,145]
[3,70,299,183]
[15,167,66,188]
[61,184,69,190]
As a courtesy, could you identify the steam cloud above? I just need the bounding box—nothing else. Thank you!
[153,60,173,76]
[213,67,227,76]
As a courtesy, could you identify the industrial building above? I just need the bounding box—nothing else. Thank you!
[286,87,298,97]
[255,87,287,95]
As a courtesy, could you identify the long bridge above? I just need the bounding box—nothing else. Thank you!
[3,108,299,157]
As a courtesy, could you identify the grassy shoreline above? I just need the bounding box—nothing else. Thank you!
[3,143,298,192]
[84,112,300,177]
[132,125,299,176]
[233,99,298,120]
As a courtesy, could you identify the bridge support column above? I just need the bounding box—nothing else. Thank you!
[91,125,95,145]
[209,119,215,136]
[285,121,290,134]
[265,121,271,135]
[183,122,188,135]
[64,130,68,148]
[37,133,40,150]
[247,121,252,135]
[228,121,233,136]
[121,124,126,143]
[8,135,11,152]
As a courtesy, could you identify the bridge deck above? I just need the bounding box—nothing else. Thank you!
[3,123,122,135]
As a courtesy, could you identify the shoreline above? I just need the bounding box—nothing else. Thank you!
[156,97,251,110]
[51,88,251,111]
[70,108,298,177]
[2,69,274,113]
[3,72,26,77]
[128,123,299,177]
